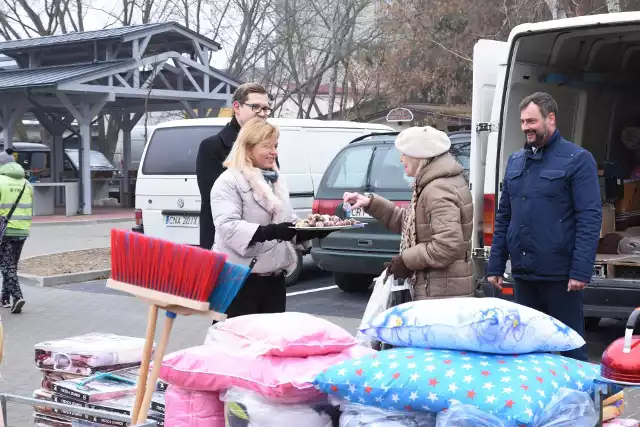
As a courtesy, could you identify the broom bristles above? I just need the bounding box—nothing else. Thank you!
[110,229,228,303]
[209,262,251,313]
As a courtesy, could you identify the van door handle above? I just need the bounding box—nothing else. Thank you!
[358,240,372,247]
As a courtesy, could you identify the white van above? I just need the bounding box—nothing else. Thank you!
[134,117,394,284]
[113,125,154,172]
[471,12,640,326]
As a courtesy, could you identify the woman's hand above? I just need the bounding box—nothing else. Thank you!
[343,192,371,209]
[384,255,413,279]
[250,222,296,244]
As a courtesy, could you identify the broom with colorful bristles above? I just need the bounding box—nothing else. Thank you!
[108,228,234,424]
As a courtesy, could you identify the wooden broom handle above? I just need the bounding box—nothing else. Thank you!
[136,311,175,424]
[131,305,158,424]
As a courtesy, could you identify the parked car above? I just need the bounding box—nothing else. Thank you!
[310,130,471,293]
[133,117,394,286]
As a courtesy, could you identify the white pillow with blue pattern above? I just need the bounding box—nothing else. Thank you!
[358,297,585,354]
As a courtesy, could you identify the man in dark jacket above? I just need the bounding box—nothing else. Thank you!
[487,92,602,362]
[196,83,271,249]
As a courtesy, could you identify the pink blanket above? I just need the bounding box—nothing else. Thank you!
[165,385,224,427]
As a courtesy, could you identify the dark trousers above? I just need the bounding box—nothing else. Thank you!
[514,278,588,362]
[0,236,25,303]
[224,272,286,319]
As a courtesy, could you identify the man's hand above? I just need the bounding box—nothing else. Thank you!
[568,279,587,291]
[488,275,504,291]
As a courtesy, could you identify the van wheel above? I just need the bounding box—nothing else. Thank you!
[584,317,601,331]
[334,273,373,293]
[285,252,303,287]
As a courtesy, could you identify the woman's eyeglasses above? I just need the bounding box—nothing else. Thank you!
[243,103,272,115]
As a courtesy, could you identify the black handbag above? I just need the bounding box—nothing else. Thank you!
[0,182,27,240]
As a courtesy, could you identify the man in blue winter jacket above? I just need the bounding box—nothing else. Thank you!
[487,92,602,362]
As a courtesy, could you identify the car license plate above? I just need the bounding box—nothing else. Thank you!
[165,215,199,227]
[350,207,372,219]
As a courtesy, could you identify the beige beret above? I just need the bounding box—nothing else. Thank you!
[394,126,451,159]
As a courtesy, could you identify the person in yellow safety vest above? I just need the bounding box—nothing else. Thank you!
[0,149,32,314]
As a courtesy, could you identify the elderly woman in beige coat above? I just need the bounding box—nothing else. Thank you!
[210,118,321,318]
[344,126,474,300]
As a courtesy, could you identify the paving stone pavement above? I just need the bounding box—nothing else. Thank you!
[0,285,360,426]
[0,285,637,425]
[0,286,214,426]
[626,388,640,420]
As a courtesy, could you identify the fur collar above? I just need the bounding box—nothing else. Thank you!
[240,166,289,222]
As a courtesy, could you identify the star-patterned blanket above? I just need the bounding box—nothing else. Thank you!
[314,348,600,427]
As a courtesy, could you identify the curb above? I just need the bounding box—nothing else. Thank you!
[31,217,134,228]
[18,248,111,287]
[20,246,111,261]
[19,269,111,287]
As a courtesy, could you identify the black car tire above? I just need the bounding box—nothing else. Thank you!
[584,316,601,331]
[285,251,304,287]
[334,273,374,293]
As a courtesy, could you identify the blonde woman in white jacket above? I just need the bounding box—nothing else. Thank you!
[210,118,328,317]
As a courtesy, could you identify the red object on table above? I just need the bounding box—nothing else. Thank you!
[601,307,640,384]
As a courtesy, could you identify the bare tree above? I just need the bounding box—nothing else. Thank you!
[256,0,381,118]
[367,0,628,108]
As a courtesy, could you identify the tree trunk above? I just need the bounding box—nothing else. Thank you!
[326,64,339,119]
[544,0,567,19]
[606,0,621,13]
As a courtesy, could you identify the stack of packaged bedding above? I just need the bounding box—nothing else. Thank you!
[314,298,603,427]
[31,333,167,427]
[158,312,375,427]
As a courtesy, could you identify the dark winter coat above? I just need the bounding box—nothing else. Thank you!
[196,117,241,249]
[486,130,602,283]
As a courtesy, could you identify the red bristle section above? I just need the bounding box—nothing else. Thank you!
[109,229,228,302]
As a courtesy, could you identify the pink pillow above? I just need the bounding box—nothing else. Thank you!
[165,386,224,427]
[206,312,359,357]
[158,344,374,403]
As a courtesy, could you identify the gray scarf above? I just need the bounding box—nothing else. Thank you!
[261,169,278,190]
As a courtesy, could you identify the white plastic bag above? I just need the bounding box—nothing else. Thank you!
[435,403,505,427]
[220,387,336,427]
[435,388,598,427]
[335,398,436,427]
[531,387,598,427]
[355,270,396,348]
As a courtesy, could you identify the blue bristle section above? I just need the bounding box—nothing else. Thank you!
[209,261,251,313]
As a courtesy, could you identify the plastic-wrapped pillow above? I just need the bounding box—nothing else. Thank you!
[435,402,506,427]
[205,312,359,357]
[532,387,598,427]
[435,388,599,427]
[159,343,374,403]
[314,348,600,427]
[220,387,336,427]
[334,398,437,427]
[165,386,225,427]
[358,297,585,354]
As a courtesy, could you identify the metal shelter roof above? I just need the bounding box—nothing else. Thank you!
[0,22,222,67]
[0,22,243,215]
[0,61,132,90]
[0,21,242,116]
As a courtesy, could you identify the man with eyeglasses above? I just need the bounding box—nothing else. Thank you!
[196,83,272,250]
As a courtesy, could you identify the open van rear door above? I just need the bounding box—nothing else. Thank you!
[470,39,508,252]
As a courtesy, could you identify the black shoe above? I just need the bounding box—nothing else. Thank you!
[11,298,24,314]
[1,300,10,308]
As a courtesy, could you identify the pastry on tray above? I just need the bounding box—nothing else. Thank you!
[294,214,362,229]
